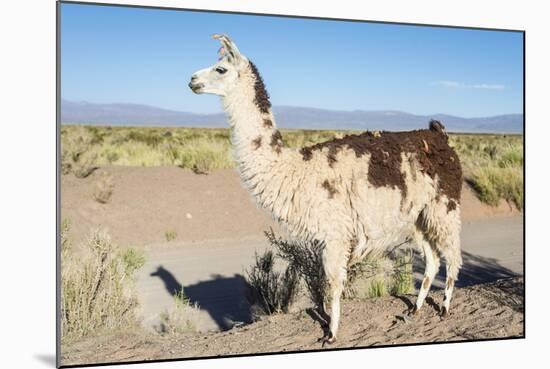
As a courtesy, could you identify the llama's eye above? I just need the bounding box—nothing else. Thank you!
[215,67,227,74]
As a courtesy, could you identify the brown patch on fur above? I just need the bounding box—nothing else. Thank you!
[270,130,283,154]
[252,136,262,150]
[299,123,462,203]
[249,61,271,114]
[447,199,457,213]
[322,179,338,199]
[423,276,431,289]
[299,146,314,161]
[263,119,273,128]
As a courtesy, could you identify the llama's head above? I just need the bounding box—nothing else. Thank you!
[189,34,249,96]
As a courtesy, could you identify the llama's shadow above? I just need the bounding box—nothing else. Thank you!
[412,250,520,289]
[457,251,520,287]
[150,266,253,331]
[305,307,330,337]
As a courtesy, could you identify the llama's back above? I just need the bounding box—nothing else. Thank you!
[291,121,462,257]
[298,120,462,210]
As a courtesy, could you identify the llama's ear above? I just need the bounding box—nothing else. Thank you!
[212,34,243,64]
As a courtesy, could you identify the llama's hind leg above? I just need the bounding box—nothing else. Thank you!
[441,240,462,317]
[411,237,440,314]
[322,241,349,344]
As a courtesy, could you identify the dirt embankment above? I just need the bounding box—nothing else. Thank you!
[61,166,520,247]
[61,277,523,366]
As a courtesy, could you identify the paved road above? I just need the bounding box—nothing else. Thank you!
[136,216,523,332]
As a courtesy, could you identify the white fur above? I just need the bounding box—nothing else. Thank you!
[190,34,462,341]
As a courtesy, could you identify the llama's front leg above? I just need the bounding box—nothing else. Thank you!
[322,242,348,344]
[411,238,440,314]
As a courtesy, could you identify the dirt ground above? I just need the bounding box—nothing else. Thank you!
[61,277,524,366]
[60,166,523,366]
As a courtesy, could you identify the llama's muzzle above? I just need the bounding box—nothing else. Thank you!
[188,77,204,93]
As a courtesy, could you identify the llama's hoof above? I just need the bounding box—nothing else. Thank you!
[408,305,418,316]
[440,306,448,318]
[319,333,337,347]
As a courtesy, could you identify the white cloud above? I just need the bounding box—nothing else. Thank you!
[471,83,506,89]
[433,80,505,90]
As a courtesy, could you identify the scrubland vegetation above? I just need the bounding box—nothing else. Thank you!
[246,230,414,316]
[450,134,523,208]
[61,125,523,209]
[60,220,145,341]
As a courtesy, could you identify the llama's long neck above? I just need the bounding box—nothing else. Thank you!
[221,61,289,211]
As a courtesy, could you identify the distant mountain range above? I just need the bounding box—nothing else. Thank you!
[61,100,524,133]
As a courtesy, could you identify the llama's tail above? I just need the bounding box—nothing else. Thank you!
[429,119,447,136]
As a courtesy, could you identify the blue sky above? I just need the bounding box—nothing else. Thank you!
[61,3,523,118]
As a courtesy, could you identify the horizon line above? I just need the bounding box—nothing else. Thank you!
[61,98,523,119]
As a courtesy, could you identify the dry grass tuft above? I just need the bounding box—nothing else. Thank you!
[164,230,177,242]
[345,249,414,299]
[156,287,201,334]
[60,220,145,341]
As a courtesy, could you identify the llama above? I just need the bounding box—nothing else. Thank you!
[189,34,463,344]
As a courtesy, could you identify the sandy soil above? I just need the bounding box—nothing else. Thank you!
[61,166,520,247]
[61,277,524,366]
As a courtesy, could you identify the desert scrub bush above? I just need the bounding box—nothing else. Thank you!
[93,171,114,204]
[61,126,98,178]
[61,224,145,341]
[165,230,177,242]
[265,231,328,310]
[245,250,300,315]
[156,286,201,334]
